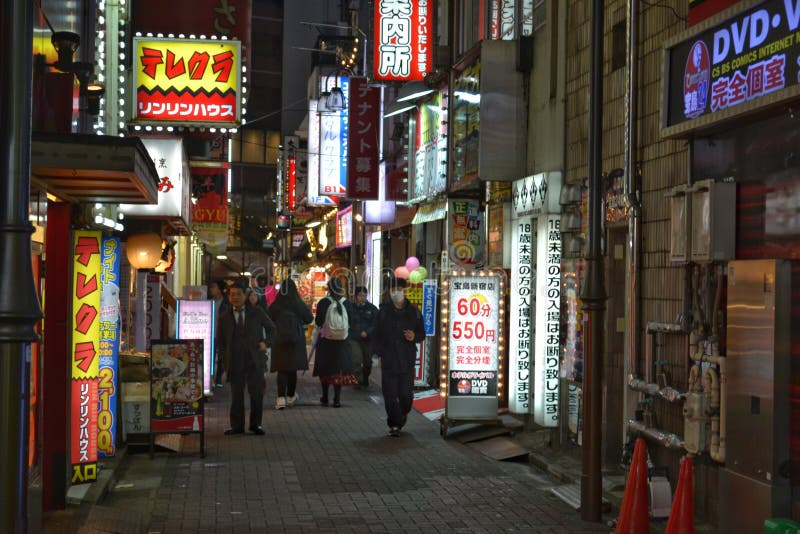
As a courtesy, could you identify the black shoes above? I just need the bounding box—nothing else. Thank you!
[249,426,265,436]
[388,427,400,437]
[333,400,341,408]
[224,428,244,435]
[320,397,329,406]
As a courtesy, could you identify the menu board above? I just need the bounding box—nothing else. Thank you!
[150,339,204,434]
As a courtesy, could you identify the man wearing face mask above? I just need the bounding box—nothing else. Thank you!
[373,276,426,437]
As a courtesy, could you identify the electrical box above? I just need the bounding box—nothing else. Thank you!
[667,185,689,264]
[683,391,709,455]
[689,179,735,262]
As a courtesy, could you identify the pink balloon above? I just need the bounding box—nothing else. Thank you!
[394,266,410,279]
[405,256,420,271]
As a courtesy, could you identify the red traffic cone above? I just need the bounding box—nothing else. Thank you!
[615,438,650,534]
[665,456,695,534]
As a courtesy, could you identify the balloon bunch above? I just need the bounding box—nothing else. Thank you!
[394,256,428,284]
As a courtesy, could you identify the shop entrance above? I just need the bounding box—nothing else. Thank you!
[603,227,627,466]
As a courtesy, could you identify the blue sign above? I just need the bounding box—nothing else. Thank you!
[422,279,437,336]
[98,236,120,458]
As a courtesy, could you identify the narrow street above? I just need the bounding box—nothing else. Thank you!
[90,368,609,533]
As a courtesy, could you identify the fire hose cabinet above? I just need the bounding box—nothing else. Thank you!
[688,179,735,263]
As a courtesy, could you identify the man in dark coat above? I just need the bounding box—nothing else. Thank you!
[218,281,276,435]
[347,286,378,387]
[373,277,425,436]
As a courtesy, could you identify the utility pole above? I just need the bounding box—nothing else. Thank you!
[580,0,606,523]
[0,1,41,532]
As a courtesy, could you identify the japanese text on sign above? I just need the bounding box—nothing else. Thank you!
[534,216,561,426]
[374,0,433,81]
[347,78,380,199]
[509,218,534,414]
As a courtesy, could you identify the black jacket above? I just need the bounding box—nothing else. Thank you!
[268,298,313,372]
[219,305,276,378]
[347,300,378,341]
[373,300,425,374]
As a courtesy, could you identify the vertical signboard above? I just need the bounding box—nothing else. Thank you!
[335,205,353,248]
[150,340,204,437]
[422,279,438,336]
[347,77,381,199]
[190,163,229,256]
[413,91,448,199]
[120,138,189,221]
[509,218,534,414]
[446,274,501,399]
[319,76,349,197]
[307,99,338,206]
[287,155,297,211]
[448,200,485,268]
[98,236,121,458]
[176,299,215,396]
[533,215,561,426]
[71,231,102,484]
[451,53,481,189]
[374,0,434,82]
[135,272,162,352]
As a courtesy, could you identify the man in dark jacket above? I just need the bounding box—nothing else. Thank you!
[347,286,379,387]
[218,281,276,435]
[373,277,425,437]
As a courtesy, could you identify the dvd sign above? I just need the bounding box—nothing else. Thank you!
[664,0,800,133]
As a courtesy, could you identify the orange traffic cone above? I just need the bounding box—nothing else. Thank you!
[665,456,695,534]
[615,438,650,534]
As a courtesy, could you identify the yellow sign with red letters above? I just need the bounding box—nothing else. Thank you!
[133,37,242,126]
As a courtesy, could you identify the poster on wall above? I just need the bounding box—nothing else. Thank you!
[70,230,102,484]
[176,299,215,396]
[98,236,121,458]
[150,339,205,436]
[448,200,485,268]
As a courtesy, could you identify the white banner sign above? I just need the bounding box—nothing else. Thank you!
[176,299,214,396]
[533,215,561,426]
[509,217,534,414]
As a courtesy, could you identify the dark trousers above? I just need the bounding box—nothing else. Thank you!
[229,366,265,430]
[349,339,373,385]
[277,371,297,397]
[214,349,225,385]
[381,371,414,428]
[320,381,341,402]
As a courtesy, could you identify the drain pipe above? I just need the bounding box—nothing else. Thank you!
[627,419,685,450]
[622,0,642,447]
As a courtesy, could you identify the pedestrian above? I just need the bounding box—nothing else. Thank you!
[208,280,230,388]
[268,278,313,410]
[246,285,268,312]
[373,277,425,437]
[218,281,276,435]
[347,286,378,388]
[312,278,356,407]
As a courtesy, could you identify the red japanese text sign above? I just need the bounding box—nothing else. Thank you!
[133,38,242,126]
[374,0,433,81]
[346,78,380,200]
[71,230,102,484]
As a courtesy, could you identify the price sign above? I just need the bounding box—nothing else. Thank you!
[447,275,501,397]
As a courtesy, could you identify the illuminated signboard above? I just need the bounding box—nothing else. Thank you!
[413,91,448,200]
[307,99,338,206]
[319,76,349,197]
[176,299,215,396]
[664,0,800,134]
[347,78,380,200]
[98,236,120,458]
[365,162,396,224]
[445,274,502,398]
[336,205,353,248]
[448,200,485,267]
[190,162,229,256]
[133,37,241,126]
[288,155,297,211]
[509,218,534,414]
[374,0,433,81]
[120,138,190,221]
[71,230,102,484]
[533,215,561,426]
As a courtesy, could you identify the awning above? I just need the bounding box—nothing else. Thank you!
[31,132,159,204]
[411,199,448,224]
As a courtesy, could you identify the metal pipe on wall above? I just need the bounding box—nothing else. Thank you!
[622,0,642,445]
[580,0,606,522]
[627,419,686,450]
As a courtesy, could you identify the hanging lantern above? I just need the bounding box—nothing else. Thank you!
[126,232,163,270]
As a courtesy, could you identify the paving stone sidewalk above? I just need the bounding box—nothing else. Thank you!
[100,367,610,533]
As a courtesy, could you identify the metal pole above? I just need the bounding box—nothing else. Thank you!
[580,0,606,523]
[0,0,41,532]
